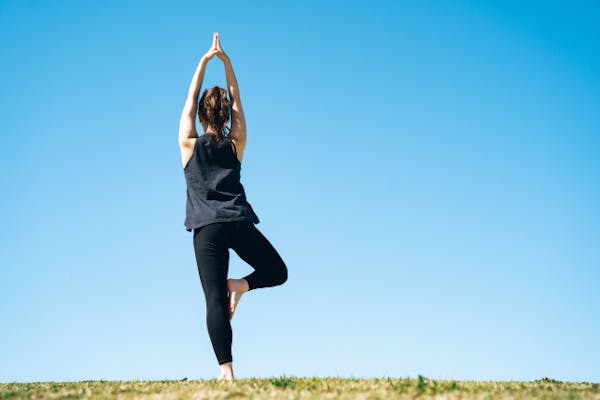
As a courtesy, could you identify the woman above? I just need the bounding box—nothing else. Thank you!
[178,32,288,381]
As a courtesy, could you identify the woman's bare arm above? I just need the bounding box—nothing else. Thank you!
[178,33,219,147]
[215,34,247,159]
[178,57,208,145]
[224,59,247,145]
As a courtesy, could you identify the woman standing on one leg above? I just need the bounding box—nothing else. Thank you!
[178,33,288,381]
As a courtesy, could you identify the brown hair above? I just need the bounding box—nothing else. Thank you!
[197,85,233,142]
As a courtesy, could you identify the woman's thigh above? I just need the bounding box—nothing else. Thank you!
[230,220,286,273]
[193,223,231,298]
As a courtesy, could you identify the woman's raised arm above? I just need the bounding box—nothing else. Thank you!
[215,34,247,156]
[178,33,219,146]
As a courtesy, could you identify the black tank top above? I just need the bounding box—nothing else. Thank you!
[183,134,260,232]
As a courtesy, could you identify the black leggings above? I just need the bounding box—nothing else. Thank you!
[192,219,288,365]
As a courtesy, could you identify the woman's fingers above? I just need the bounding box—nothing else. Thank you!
[216,33,222,51]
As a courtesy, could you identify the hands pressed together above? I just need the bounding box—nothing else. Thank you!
[203,32,229,64]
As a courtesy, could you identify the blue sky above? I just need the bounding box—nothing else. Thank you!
[1,0,599,383]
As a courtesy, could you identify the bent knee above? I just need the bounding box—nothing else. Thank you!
[276,263,288,285]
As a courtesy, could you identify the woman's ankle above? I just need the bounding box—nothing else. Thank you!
[241,278,250,292]
[220,361,233,371]
[219,361,234,379]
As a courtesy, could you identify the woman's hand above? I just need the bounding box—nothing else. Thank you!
[202,32,220,61]
[214,33,230,64]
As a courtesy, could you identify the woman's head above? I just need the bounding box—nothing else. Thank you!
[198,86,233,139]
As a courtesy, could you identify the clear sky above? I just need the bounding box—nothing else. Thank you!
[1,0,599,384]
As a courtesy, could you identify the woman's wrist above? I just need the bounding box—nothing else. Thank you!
[220,54,231,65]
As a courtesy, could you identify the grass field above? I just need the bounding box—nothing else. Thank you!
[1,376,599,399]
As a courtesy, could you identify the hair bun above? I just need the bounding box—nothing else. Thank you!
[198,86,232,141]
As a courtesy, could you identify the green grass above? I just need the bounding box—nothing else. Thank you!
[1,376,598,399]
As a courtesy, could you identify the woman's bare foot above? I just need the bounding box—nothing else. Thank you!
[218,361,235,381]
[217,373,234,381]
[226,278,249,320]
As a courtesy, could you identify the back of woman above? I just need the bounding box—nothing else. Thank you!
[184,134,259,232]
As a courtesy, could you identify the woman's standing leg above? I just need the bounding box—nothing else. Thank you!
[192,223,234,371]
